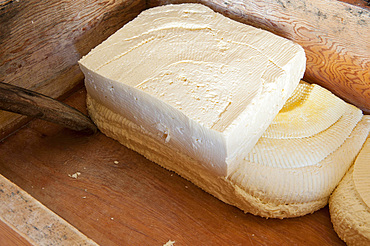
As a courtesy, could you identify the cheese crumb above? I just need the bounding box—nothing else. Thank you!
[68,172,81,179]
[163,240,175,246]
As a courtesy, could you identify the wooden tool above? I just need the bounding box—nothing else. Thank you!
[0,82,97,134]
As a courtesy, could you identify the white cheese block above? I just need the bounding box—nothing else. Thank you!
[229,82,369,217]
[79,4,370,219]
[78,3,306,177]
[329,132,370,246]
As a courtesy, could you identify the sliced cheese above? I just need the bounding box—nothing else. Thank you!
[79,3,306,177]
[263,82,347,139]
[329,129,370,245]
[229,82,369,213]
[354,135,370,208]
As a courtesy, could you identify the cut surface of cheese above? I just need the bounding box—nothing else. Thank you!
[79,3,306,177]
[329,132,370,245]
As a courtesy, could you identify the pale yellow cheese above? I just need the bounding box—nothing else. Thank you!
[330,132,370,245]
[79,4,370,219]
[229,82,369,211]
[354,137,370,208]
[79,3,306,177]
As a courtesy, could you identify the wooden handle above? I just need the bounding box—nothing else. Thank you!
[0,82,97,134]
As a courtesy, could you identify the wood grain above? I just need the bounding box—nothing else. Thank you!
[0,0,146,139]
[148,0,370,114]
[0,219,31,246]
[0,88,345,245]
[0,174,98,245]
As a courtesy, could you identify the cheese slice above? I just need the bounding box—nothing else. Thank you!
[354,137,370,208]
[263,82,347,139]
[79,3,306,177]
[329,131,370,245]
[228,82,369,217]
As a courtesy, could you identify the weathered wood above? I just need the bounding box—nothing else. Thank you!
[0,219,31,246]
[0,82,97,134]
[148,0,370,114]
[0,0,146,139]
[0,173,99,245]
[0,88,346,245]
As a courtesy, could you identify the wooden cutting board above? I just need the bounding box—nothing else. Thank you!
[0,89,345,245]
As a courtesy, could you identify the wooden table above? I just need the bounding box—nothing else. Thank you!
[3,0,368,244]
[0,88,345,245]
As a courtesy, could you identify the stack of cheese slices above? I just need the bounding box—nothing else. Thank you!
[78,3,370,243]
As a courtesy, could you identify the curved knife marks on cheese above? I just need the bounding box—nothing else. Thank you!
[0,82,97,134]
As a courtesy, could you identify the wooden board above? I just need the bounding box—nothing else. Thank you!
[0,220,31,246]
[0,173,98,245]
[0,89,345,245]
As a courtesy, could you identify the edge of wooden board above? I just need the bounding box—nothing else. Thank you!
[0,173,99,245]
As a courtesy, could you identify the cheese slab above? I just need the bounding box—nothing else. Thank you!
[329,132,370,245]
[79,3,306,177]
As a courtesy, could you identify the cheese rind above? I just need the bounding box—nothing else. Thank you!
[79,3,306,177]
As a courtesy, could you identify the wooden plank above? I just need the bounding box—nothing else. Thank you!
[0,173,98,245]
[0,0,146,139]
[0,88,345,245]
[148,0,370,114]
[0,219,31,246]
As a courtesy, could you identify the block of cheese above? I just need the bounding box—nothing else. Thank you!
[229,82,370,218]
[329,133,370,245]
[79,3,370,219]
[78,3,306,178]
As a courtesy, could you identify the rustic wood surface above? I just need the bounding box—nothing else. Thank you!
[0,88,345,245]
[148,0,370,114]
[0,173,98,245]
[0,0,146,139]
[0,219,31,246]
